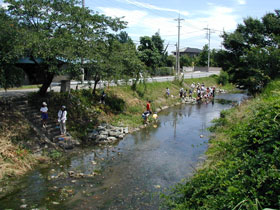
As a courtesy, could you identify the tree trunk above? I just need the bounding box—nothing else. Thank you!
[38,72,55,96]
[92,73,100,96]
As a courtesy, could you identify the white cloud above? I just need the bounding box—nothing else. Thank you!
[0,2,9,9]
[98,4,239,52]
[237,0,246,5]
[119,0,189,16]
[97,7,147,27]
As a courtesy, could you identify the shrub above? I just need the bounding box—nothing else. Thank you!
[217,70,229,85]
[162,80,280,210]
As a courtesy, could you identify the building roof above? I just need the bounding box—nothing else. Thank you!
[17,57,44,64]
[172,47,202,54]
[179,47,202,53]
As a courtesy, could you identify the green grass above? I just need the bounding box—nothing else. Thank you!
[161,79,280,210]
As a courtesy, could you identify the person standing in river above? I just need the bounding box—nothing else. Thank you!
[58,105,67,135]
[40,102,48,128]
[146,100,152,114]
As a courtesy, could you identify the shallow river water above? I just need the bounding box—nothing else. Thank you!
[0,93,247,210]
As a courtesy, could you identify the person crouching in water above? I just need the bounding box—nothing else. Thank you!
[40,102,48,128]
[142,111,150,124]
[58,105,67,135]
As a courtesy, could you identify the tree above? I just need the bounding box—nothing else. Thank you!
[138,36,161,73]
[116,31,133,44]
[0,9,25,90]
[180,55,195,67]
[220,10,280,94]
[85,37,144,95]
[166,55,176,67]
[4,0,126,96]
[138,33,168,74]
[196,44,209,66]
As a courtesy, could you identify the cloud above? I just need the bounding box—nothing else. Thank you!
[97,7,147,27]
[119,0,189,16]
[237,0,246,5]
[98,4,239,52]
[0,2,9,9]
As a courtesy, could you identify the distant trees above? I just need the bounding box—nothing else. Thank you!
[137,32,168,75]
[218,10,280,94]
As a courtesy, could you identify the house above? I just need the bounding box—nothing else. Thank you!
[173,47,202,57]
[16,57,69,85]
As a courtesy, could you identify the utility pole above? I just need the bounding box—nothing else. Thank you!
[175,15,184,75]
[80,0,85,83]
[204,26,213,72]
[175,43,178,73]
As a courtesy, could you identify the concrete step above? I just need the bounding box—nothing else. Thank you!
[50,130,61,137]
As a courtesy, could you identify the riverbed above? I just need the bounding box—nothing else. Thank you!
[0,93,247,210]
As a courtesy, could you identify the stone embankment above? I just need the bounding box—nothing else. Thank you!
[87,124,129,144]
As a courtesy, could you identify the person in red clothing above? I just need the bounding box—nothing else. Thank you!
[146,100,152,114]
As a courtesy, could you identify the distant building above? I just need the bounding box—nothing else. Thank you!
[172,47,202,57]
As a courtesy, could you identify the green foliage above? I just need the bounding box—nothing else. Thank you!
[105,95,126,113]
[217,70,229,85]
[196,44,209,66]
[152,67,173,76]
[180,54,195,67]
[162,79,280,210]
[166,55,176,67]
[0,65,25,89]
[138,33,166,72]
[49,150,62,160]
[219,10,280,95]
[3,0,126,95]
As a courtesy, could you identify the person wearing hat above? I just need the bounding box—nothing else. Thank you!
[40,102,48,128]
[58,105,67,135]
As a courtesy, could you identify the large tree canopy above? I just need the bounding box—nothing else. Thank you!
[137,32,167,74]
[0,9,25,89]
[219,10,280,94]
[3,0,126,95]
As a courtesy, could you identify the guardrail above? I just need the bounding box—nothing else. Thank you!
[50,71,220,90]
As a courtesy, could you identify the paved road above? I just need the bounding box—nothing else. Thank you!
[0,71,220,98]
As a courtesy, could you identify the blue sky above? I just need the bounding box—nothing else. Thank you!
[1,0,279,54]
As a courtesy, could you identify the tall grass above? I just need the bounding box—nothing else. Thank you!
[161,79,280,210]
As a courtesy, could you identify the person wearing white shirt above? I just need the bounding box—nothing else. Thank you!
[40,102,48,128]
[58,105,67,135]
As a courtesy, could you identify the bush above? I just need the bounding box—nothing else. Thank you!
[162,80,280,210]
[217,70,229,85]
[150,67,173,76]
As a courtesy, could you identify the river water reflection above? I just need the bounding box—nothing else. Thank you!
[0,93,247,210]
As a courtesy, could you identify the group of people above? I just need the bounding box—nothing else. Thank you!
[40,102,68,135]
[192,82,216,102]
[177,82,216,102]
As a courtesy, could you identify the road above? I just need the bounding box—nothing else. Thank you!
[0,71,220,98]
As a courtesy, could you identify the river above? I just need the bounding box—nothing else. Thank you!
[0,93,247,210]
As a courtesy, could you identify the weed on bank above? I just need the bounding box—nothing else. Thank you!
[161,80,280,209]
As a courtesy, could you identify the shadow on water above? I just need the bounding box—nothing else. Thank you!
[0,93,247,210]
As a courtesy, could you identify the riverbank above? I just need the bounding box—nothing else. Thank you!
[162,79,280,209]
[0,76,236,182]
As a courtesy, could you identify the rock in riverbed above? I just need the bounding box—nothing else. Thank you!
[88,124,129,144]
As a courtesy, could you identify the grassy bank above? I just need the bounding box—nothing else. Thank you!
[29,76,233,139]
[162,79,280,209]
[0,111,47,180]
[0,76,235,181]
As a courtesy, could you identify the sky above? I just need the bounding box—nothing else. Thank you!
[1,0,279,54]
